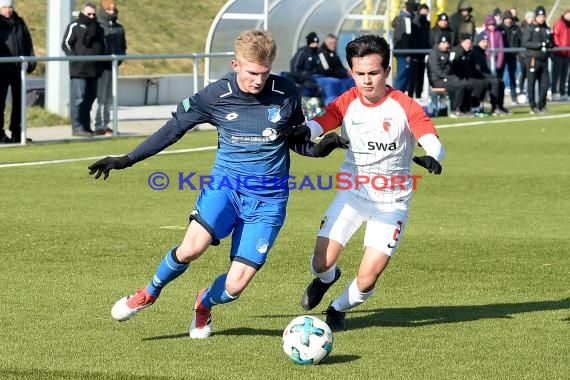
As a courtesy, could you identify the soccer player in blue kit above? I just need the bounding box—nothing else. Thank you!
[88,29,347,339]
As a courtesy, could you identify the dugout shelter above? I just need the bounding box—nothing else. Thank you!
[204,0,398,85]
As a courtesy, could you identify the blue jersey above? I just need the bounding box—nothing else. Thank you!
[128,73,305,203]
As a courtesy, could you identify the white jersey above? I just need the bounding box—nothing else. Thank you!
[311,86,439,207]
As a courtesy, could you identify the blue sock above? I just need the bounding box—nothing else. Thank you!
[146,245,189,297]
[200,273,239,308]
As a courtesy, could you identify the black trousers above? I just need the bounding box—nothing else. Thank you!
[407,57,426,99]
[0,68,22,139]
[551,55,570,96]
[496,53,518,97]
[526,57,549,109]
[432,77,472,112]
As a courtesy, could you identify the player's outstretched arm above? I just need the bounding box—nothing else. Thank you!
[88,155,134,180]
[414,133,445,175]
[289,132,349,158]
[412,155,442,174]
[313,133,349,157]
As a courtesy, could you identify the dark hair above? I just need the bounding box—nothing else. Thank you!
[345,34,391,70]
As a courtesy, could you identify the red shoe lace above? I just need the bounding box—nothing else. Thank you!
[126,288,155,308]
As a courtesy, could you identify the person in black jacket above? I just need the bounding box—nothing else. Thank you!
[0,0,36,144]
[392,0,418,91]
[316,34,354,93]
[430,13,455,48]
[470,33,510,115]
[62,2,105,136]
[427,34,472,117]
[94,0,126,136]
[290,32,350,105]
[498,11,520,104]
[522,6,553,114]
[407,4,431,98]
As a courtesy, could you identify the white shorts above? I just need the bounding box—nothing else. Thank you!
[317,190,409,256]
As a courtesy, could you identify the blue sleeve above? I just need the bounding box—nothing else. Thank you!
[127,91,213,162]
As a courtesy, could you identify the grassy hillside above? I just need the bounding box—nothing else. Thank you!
[16,0,227,75]
[12,0,569,76]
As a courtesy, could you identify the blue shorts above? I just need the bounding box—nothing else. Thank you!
[193,189,287,270]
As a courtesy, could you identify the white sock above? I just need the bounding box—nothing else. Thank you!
[309,254,337,284]
[331,278,374,312]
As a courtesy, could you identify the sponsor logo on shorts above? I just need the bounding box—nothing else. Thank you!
[256,238,269,254]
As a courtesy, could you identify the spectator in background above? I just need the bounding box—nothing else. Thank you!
[430,13,455,48]
[517,10,535,99]
[551,10,570,101]
[62,2,105,137]
[451,33,481,112]
[510,8,520,25]
[522,6,552,114]
[291,31,349,105]
[392,0,418,91]
[483,15,504,75]
[407,3,431,98]
[317,34,354,93]
[498,11,521,104]
[471,33,510,115]
[449,0,476,46]
[492,8,502,26]
[427,34,473,117]
[94,0,126,136]
[0,0,36,144]
[288,31,323,100]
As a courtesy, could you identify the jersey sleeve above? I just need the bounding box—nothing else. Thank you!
[393,91,439,139]
[128,87,216,162]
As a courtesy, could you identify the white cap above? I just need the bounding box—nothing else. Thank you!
[0,0,14,8]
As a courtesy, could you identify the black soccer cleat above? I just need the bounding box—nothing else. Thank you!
[300,267,342,310]
[324,304,346,330]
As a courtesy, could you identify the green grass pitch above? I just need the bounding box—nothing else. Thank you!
[0,106,569,379]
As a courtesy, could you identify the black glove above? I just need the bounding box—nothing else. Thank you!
[313,133,350,157]
[284,124,311,144]
[412,155,442,174]
[27,59,37,74]
[88,155,134,180]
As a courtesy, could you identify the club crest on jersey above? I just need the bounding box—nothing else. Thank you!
[256,238,269,254]
[267,107,281,123]
[382,118,392,132]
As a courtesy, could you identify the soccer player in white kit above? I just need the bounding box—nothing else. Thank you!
[299,34,445,329]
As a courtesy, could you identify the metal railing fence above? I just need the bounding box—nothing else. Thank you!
[1,47,569,145]
[0,52,234,145]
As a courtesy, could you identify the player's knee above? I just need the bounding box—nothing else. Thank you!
[175,243,205,263]
[224,279,245,297]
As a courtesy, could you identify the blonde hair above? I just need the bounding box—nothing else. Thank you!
[235,30,277,63]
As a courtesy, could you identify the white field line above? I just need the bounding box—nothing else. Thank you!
[0,146,217,169]
[1,113,568,169]
[437,113,570,129]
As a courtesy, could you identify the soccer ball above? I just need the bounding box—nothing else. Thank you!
[282,315,333,365]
